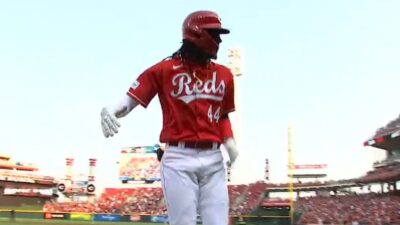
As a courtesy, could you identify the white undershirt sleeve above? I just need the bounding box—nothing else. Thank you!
[109,94,139,118]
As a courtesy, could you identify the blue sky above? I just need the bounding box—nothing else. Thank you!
[1,1,399,188]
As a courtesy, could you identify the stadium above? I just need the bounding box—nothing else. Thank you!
[0,113,399,225]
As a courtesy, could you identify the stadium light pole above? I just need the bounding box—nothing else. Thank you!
[287,124,295,224]
[227,47,243,183]
[228,47,243,140]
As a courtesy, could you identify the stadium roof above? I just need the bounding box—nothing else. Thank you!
[356,170,400,184]
[364,114,400,150]
[363,129,400,151]
[0,153,10,160]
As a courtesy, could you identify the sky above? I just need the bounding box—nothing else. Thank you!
[1,0,400,189]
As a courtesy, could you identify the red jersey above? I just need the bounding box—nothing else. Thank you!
[127,57,235,143]
[219,116,234,141]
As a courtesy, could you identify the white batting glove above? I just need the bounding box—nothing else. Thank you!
[224,137,239,166]
[100,107,120,138]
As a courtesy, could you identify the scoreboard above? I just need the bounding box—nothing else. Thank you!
[119,145,161,184]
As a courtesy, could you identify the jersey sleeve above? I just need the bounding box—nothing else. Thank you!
[222,72,235,115]
[127,65,159,108]
[219,115,234,140]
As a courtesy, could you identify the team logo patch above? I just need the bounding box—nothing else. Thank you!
[131,80,140,89]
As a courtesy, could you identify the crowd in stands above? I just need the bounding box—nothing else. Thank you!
[228,184,247,214]
[44,184,268,216]
[43,183,268,216]
[43,187,166,215]
[296,192,400,225]
[358,165,400,183]
[41,182,279,216]
[119,157,160,180]
[232,182,267,215]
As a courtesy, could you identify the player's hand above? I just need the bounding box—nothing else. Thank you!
[224,137,239,166]
[100,107,120,138]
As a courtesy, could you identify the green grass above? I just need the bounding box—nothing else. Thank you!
[0,218,156,225]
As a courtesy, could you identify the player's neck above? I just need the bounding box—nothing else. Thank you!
[183,56,210,67]
[178,42,212,66]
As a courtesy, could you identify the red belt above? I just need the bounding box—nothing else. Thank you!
[167,141,220,150]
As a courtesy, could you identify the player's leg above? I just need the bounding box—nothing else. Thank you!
[198,149,229,225]
[161,146,200,225]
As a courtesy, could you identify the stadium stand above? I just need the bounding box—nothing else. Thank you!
[295,192,400,224]
[0,153,57,207]
[42,180,400,224]
[44,187,166,215]
[40,114,400,224]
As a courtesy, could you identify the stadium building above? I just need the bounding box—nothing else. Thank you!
[0,153,57,208]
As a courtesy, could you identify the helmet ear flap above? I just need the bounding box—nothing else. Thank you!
[186,24,202,38]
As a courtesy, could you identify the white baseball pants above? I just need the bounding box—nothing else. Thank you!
[161,145,229,225]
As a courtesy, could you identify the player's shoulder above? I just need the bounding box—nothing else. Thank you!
[148,57,178,71]
[141,57,176,76]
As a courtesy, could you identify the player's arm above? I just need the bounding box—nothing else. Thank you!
[100,95,139,138]
[219,115,239,165]
[101,64,159,138]
[220,70,238,165]
[219,115,233,141]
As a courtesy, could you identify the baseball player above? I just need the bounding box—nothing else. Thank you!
[100,10,238,225]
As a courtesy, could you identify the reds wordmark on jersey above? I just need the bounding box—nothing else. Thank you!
[127,57,235,143]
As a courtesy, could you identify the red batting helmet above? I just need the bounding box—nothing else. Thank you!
[182,10,230,58]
